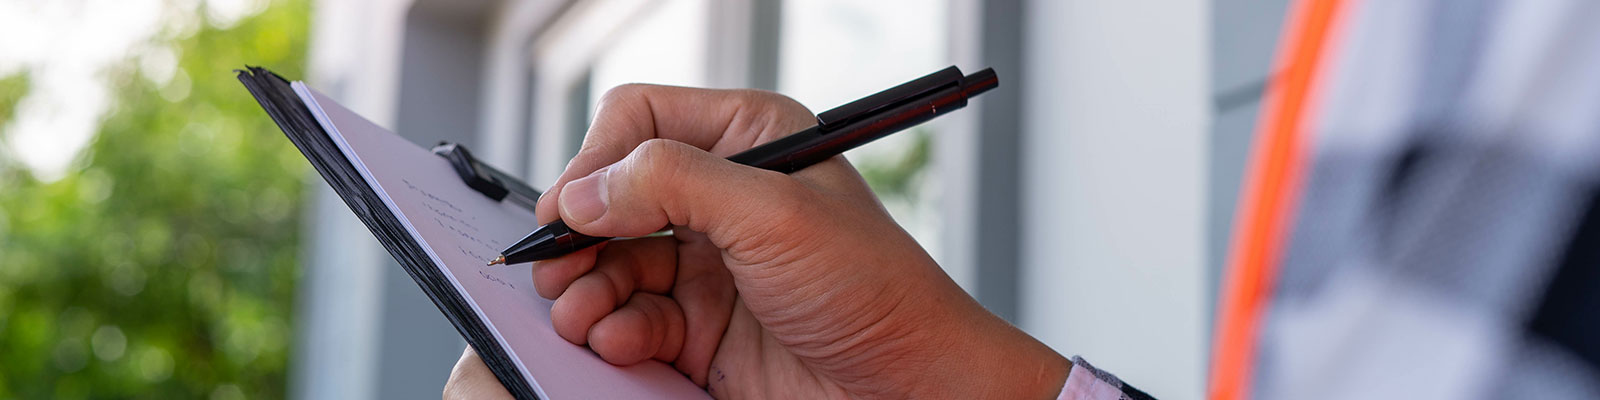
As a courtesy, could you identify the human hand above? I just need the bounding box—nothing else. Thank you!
[443,347,512,400]
[445,84,1069,399]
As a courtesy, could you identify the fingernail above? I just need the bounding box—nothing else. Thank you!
[560,170,609,224]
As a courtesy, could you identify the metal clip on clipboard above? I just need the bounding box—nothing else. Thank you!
[431,142,542,212]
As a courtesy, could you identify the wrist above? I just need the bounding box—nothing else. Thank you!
[912,289,1070,399]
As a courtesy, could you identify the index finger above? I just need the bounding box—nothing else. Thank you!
[532,84,816,225]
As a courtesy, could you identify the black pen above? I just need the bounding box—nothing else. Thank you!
[488,65,998,266]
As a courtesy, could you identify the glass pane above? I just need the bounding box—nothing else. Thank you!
[778,0,948,250]
[586,0,709,120]
[562,0,708,159]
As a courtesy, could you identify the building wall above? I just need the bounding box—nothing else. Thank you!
[1020,1,1211,398]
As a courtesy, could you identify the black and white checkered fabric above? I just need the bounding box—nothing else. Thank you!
[1256,0,1600,398]
[1060,1,1600,399]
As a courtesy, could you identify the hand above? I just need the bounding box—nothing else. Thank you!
[443,347,512,400]
[445,85,1069,399]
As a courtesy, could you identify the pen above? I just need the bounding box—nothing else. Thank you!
[488,65,999,266]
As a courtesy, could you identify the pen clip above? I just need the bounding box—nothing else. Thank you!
[814,66,965,133]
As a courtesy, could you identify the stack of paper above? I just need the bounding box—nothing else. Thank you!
[238,67,708,400]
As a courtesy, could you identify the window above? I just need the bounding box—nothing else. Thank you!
[525,0,713,186]
[778,0,950,252]
[520,0,957,271]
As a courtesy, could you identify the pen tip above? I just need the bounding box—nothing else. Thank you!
[486,256,505,266]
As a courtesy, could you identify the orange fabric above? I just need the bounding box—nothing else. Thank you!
[1207,0,1353,399]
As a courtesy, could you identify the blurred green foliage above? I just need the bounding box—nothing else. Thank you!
[857,128,933,201]
[0,73,27,124]
[0,0,310,398]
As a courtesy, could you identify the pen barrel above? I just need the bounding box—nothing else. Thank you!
[504,67,998,264]
[501,220,611,264]
[728,84,968,173]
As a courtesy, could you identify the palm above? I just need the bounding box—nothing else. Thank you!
[656,206,935,399]
[708,297,845,398]
[673,233,854,399]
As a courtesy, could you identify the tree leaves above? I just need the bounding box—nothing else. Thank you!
[0,0,309,398]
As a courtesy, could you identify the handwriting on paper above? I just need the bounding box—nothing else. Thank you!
[479,270,516,290]
[403,179,513,290]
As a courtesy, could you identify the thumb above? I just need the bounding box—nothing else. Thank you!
[556,138,824,257]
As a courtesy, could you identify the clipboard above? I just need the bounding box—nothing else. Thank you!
[432,141,541,212]
[237,66,709,400]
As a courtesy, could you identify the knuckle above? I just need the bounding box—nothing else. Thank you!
[575,133,623,157]
[632,137,683,159]
[735,89,809,115]
[627,139,692,185]
[730,90,816,137]
[595,83,654,111]
[586,84,657,142]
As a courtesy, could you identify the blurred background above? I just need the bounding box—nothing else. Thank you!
[0,0,1286,398]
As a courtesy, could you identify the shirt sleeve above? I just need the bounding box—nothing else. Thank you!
[1057,356,1158,400]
